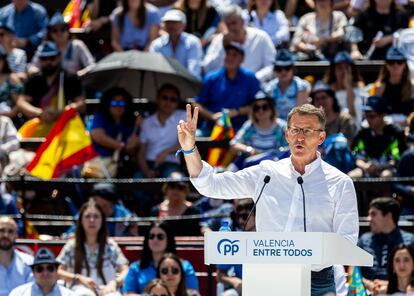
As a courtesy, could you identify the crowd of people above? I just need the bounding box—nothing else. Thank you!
[0,0,413,295]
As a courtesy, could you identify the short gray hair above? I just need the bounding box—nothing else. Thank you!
[287,104,326,130]
[220,5,244,20]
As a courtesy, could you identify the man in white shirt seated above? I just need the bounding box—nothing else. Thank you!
[9,247,73,296]
[203,5,275,78]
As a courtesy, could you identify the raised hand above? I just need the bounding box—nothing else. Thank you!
[178,104,198,150]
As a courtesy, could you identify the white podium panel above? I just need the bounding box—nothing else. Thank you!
[205,232,372,296]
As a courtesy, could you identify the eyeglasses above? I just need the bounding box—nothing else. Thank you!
[50,27,67,33]
[386,60,405,65]
[110,100,126,108]
[39,56,57,62]
[0,228,16,234]
[149,233,165,240]
[287,127,323,137]
[168,183,187,190]
[253,104,271,112]
[34,264,56,273]
[160,95,179,103]
[160,266,180,275]
[274,65,292,72]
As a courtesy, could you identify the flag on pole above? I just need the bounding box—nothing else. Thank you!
[63,0,90,29]
[26,108,96,179]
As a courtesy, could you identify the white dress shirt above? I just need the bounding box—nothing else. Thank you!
[203,27,275,75]
[191,154,359,244]
[9,282,74,296]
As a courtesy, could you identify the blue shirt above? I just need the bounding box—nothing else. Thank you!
[89,113,135,157]
[196,67,260,131]
[0,2,48,48]
[150,32,203,79]
[0,250,34,296]
[111,4,160,50]
[217,264,243,278]
[358,228,414,280]
[123,259,199,293]
[9,282,74,296]
[264,76,310,121]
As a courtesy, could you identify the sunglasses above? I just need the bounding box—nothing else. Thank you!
[160,95,178,103]
[160,266,180,275]
[149,233,165,240]
[365,113,379,119]
[253,104,271,112]
[386,60,405,65]
[34,264,56,273]
[168,183,187,190]
[39,56,57,62]
[274,65,292,72]
[50,27,67,33]
[0,228,16,234]
[110,100,126,108]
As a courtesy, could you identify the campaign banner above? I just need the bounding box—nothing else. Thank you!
[205,232,323,265]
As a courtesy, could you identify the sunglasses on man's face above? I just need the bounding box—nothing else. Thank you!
[160,95,178,103]
[110,99,126,108]
[160,266,180,275]
[34,264,56,273]
[386,60,405,66]
[274,65,292,72]
[168,183,187,190]
[149,233,165,240]
[50,27,67,34]
[40,56,57,62]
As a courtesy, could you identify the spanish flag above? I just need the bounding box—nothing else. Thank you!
[63,0,91,29]
[206,111,235,167]
[26,108,96,179]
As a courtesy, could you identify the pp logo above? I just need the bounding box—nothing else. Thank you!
[217,239,240,256]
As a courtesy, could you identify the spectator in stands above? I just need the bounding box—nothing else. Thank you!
[31,13,94,76]
[311,81,357,141]
[64,183,138,237]
[357,197,414,294]
[151,172,203,236]
[111,0,160,51]
[195,42,260,135]
[281,0,313,26]
[174,0,221,47]
[0,217,33,296]
[143,278,172,296]
[216,199,255,296]
[228,91,288,171]
[149,9,203,79]
[0,22,27,77]
[290,0,347,61]
[350,0,409,60]
[349,95,406,178]
[369,47,414,125]
[383,244,414,295]
[203,5,275,76]
[123,221,199,295]
[16,42,84,138]
[9,247,74,296]
[87,0,118,32]
[137,83,186,178]
[57,199,129,296]
[243,0,290,48]
[87,87,140,178]
[323,51,365,127]
[348,0,408,17]
[263,49,311,120]
[157,253,200,296]
[0,0,48,57]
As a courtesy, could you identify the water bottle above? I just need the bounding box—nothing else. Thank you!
[217,219,232,295]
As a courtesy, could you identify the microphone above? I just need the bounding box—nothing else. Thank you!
[297,176,306,232]
[243,175,270,231]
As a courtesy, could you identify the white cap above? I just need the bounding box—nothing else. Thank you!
[161,9,187,24]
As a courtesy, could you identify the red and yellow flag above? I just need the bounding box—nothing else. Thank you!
[63,0,91,29]
[207,112,235,167]
[26,108,96,179]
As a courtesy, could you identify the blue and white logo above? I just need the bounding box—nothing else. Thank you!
[217,239,240,255]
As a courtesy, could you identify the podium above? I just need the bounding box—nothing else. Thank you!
[204,232,373,296]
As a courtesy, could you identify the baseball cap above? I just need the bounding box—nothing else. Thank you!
[311,80,335,98]
[385,46,406,62]
[224,41,244,55]
[273,49,295,67]
[362,95,390,114]
[333,51,353,64]
[48,12,68,28]
[36,41,60,58]
[92,182,119,204]
[161,9,187,24]
[31,248,59,267]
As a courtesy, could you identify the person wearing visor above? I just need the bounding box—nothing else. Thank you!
[264,49,310,120]
[9,247,73,296]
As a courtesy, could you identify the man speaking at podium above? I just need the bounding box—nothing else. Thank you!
[177,103,359,296]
